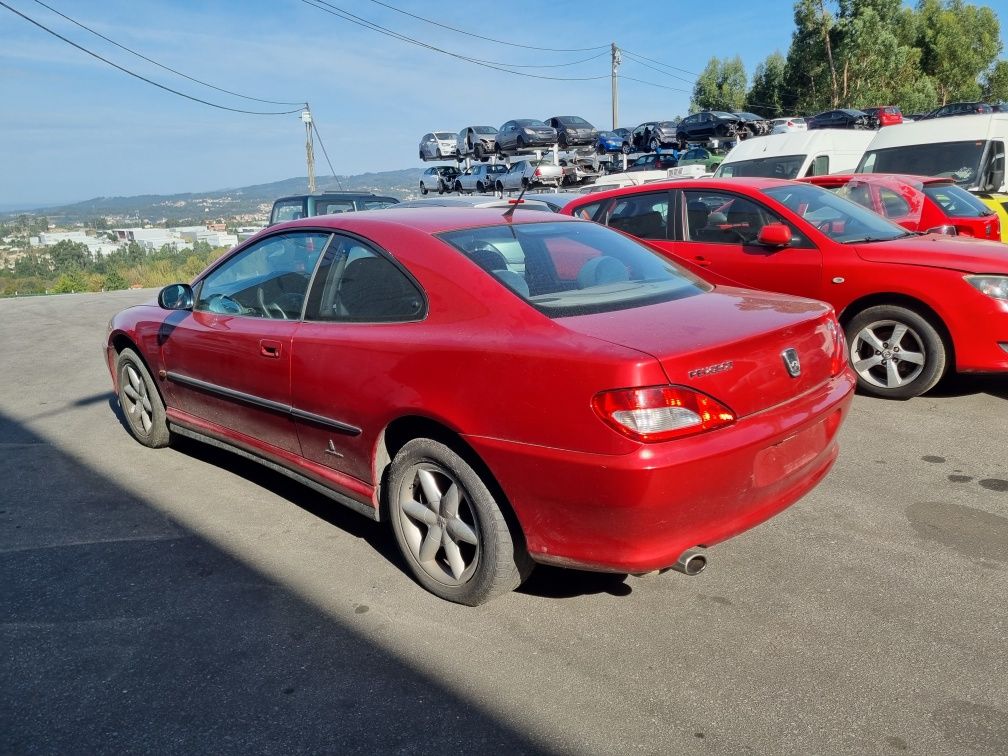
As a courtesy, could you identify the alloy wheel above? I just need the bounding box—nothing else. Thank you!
[851,319,927,389]
[121,363,153,435]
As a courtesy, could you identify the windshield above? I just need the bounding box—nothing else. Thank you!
[559,116,590,126]
[435,132,454,140]
[474,126,497,134]
[517,119,549,128]
[857,140,986,187]
[716,154,807,179]
[923,183,995,217]
[438,221,709,317]
[762,183,912,243]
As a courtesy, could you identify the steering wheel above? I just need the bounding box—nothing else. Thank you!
[257,287,288,320]
[205,293,248,315]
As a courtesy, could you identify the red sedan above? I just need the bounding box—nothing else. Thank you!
[802,173,1001,240]
[106,209,853,605]
[564,178,1008,399]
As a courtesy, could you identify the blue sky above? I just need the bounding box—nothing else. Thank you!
[0,0,1005,208]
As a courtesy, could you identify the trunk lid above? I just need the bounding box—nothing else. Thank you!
[560,286,841,418]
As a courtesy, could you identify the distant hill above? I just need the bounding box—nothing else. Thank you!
[4,169,423,224]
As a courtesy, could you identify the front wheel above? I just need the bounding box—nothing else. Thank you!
[649,138,660,152]
[845,305,947,399]
[116,348,171,448]
[474,143,484,160]
[621,142,631,155]
[476,181,485,193]
[388,438,532,605]
[420,183,428,195]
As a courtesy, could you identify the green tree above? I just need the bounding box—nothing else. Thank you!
[48,240,92,273]
[748,52,788,116]
[691,56,748,112]
[916,0,1002,104]
[103,269,127,291]
[982,60,1008,102]
[52,271,87,294]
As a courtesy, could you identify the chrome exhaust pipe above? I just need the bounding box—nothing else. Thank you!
[670,547,707,576]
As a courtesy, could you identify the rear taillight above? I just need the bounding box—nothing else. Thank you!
[828,316,847,376]
[591,386,735,442]
[533,168,541,177]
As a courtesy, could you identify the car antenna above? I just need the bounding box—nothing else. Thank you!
[503,147,550,220]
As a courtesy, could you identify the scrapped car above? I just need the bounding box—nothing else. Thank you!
[558,156,603,185]
[420,165,460,195]
[496,119,558,154]
[107,207,854,605]
[676,112,742,144]
[269,192,399,226]
[456,126,499,161]
[771,116,808,134]
[803,174,1001,240]
[919,102,994,119]
[862,106,903,127]
[419,131,459,160]
[677,147,725,172]
[626,154,679,172]
[807,109,877,130]
[494,159,564,194]
[733,112,772,137]
[596,128,632,154]
[545,115,599,149]
[389,196,553,212]
[564,178,1008,399]
[631,121,679,152]
[454,164,508,194]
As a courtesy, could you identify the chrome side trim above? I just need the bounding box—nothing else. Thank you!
[169,424,379,521]
[166,371,290,414]
[290,407,361,436]
[166,371,361,435]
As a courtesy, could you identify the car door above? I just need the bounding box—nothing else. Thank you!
[670,189,822,298]
[499,121,515,151]
[160,230,331,454]
[291,234,426,486]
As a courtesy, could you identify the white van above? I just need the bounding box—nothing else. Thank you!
[855,113,1007,193]
[713,129,876,179]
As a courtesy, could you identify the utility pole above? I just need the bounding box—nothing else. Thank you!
[302,106,316,193]
[611,43,621,130]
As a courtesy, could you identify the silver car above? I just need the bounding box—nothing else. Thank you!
[454,163,508,194]
[770,117,808,134]
[455,126,499,161]
[387,196,553,212]
[494,159,564,194]
[419,131,459,160]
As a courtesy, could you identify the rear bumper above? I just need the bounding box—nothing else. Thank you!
[465,370,855,573]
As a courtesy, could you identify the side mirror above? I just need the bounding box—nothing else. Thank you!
[925,224,958,236]
[757,223,792,248]
[158,283,194,310]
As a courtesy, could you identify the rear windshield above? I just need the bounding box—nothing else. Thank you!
[923,184,995,218]
[438,221,709,317]
[716,154,806,179]
[857,140,986,186]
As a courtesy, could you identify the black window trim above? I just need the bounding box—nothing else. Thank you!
[672,188,814,248]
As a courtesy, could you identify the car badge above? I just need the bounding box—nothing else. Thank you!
[782,348,801,378]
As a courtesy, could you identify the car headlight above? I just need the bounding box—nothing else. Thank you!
[965,275,1008,300]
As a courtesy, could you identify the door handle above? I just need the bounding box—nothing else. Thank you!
[259,339,282,359]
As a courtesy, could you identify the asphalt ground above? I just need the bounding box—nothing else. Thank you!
[1,289,1006,755]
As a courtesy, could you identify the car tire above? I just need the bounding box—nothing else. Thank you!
[477,181,485,193]
[419,150,425,160]
[621,142,631,155]
[517,135,526,150]
[649,138,660,152]
[388,438,533,606]
[558,135,568,150]
[845,305,948,400]
[474,143,484,160]
[454,181,462,194]
[496,182,504,199]
[116,347,170,448]
[676,133,687,148]
[420,183,428,195]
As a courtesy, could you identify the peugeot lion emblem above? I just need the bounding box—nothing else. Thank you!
[782,348,801,378]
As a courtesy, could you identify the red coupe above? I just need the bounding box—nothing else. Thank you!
[564,178,1008,399]
[107,209,853,604]
[802,173,1000,240]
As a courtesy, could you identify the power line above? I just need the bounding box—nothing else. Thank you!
[28,0,302,106]
[310,119,344,190]
[300,0,609,82]
[364,0,609,53]
[620,50,696,86]
[0,1,305,115]
[618,48,700,78]
[619,75,691,95]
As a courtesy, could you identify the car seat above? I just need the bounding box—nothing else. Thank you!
[686,200,711,240]
[337,256,421,320]
[577,255,629,288]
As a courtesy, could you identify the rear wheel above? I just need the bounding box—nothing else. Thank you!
[649,137,660,152]
[420,182,428,195]
[388,438,532,605]
[116,348,170,448]
[474,143,484,160]
[621,142,631,155]
[845,305,947,399]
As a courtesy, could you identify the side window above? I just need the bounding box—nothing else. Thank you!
[271,200,306,223]
[571,200,605,222]
[304,235,425,323]
[196,232,330,318]
[806,155,829,176]
[684,191,791,245]
[606,192,669,240]
[878,187,911,217]
[320,201,354,215]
